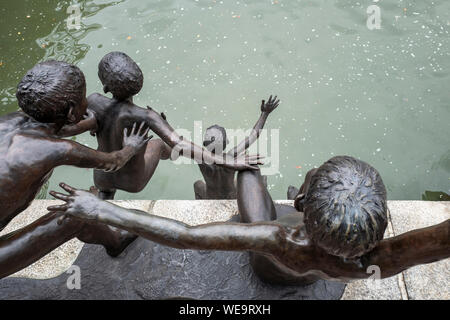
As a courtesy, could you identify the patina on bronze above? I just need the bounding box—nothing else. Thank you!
[0,60,152,279]
[59,51,263,200]
[49,156,450,283]
[194,95,279,199]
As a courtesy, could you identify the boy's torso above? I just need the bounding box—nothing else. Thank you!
[0,112,58,228]
[198,163,237,199]
[88,93,151,190]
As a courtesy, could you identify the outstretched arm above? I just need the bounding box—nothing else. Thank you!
[292,219,450,282]
[57,122,151,172]
[49,183,282,254]
[228,95,280,158]
[364,220,450,278]
[57,110,98,138]
[49,184,450,282]
[140,106,262,171]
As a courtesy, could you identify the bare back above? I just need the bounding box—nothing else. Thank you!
[0,113,64,229]
[88,93,156,193]
[197,163,237,199]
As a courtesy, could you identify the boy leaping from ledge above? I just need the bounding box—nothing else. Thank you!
[0,60,150,279]
[59,51,262,200]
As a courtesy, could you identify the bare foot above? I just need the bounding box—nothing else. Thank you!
[105,228,138,257]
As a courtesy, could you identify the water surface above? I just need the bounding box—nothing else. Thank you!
[1,0,449,199]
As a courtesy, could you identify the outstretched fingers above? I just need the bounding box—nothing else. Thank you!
[141,126,150,138]
[49,191,70,202]
[273,95,280,105]
[47,204,69,212]
[248,154,265,162]
[59,182,76,194]
[137,121,146,135]
[145,135,154,143]
[125,122,150,138]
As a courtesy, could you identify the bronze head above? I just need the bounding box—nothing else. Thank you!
[203,124,229,154]
[16,60,87,125]
[299,156,388,259]
[98,51,143,101]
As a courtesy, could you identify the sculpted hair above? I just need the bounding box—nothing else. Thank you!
[16,60,86,123]
[98,51,143,100]
[303,156,388,259]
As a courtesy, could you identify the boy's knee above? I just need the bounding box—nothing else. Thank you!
[98,189,116,200]
[194,180,206,199]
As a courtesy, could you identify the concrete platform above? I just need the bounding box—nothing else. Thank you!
[0,200,448,300]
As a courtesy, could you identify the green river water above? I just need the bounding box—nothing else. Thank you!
[0,0,449,200]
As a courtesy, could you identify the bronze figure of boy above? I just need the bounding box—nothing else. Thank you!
[50,156,450,283]
[0,60,151,279]
[194,95,279,199]
[60,51,262,200]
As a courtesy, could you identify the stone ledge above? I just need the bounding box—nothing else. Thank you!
[0,200,448,300]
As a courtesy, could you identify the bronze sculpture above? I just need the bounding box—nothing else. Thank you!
[0,60,154,279]
[194,95,279,199]
[0,53,447,294]
[0,55,262,279]
[59,51,262,200]
[49,156,450,283]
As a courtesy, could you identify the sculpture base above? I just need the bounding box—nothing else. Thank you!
[0,237,345,300]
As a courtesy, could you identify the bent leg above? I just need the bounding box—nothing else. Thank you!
[77,191,145,256]
[0,207,145,279]
[77,218,138,257]
[142,139,170,185]
[237,169,277,223]
[98,189,116,200]
[261,175,268,188]
[90,142,171,254]
[237,169,319,286]
[194,180,207,200]
[0,211,83,279]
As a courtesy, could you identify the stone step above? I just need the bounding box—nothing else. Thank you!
[0,200,448,300]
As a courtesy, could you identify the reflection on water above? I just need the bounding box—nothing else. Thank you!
[0,0,119,113]
[37,0,125,63]
[36,22,92,64]
[0,0,449,200]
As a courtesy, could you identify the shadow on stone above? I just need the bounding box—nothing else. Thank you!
[0,235,345,300]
